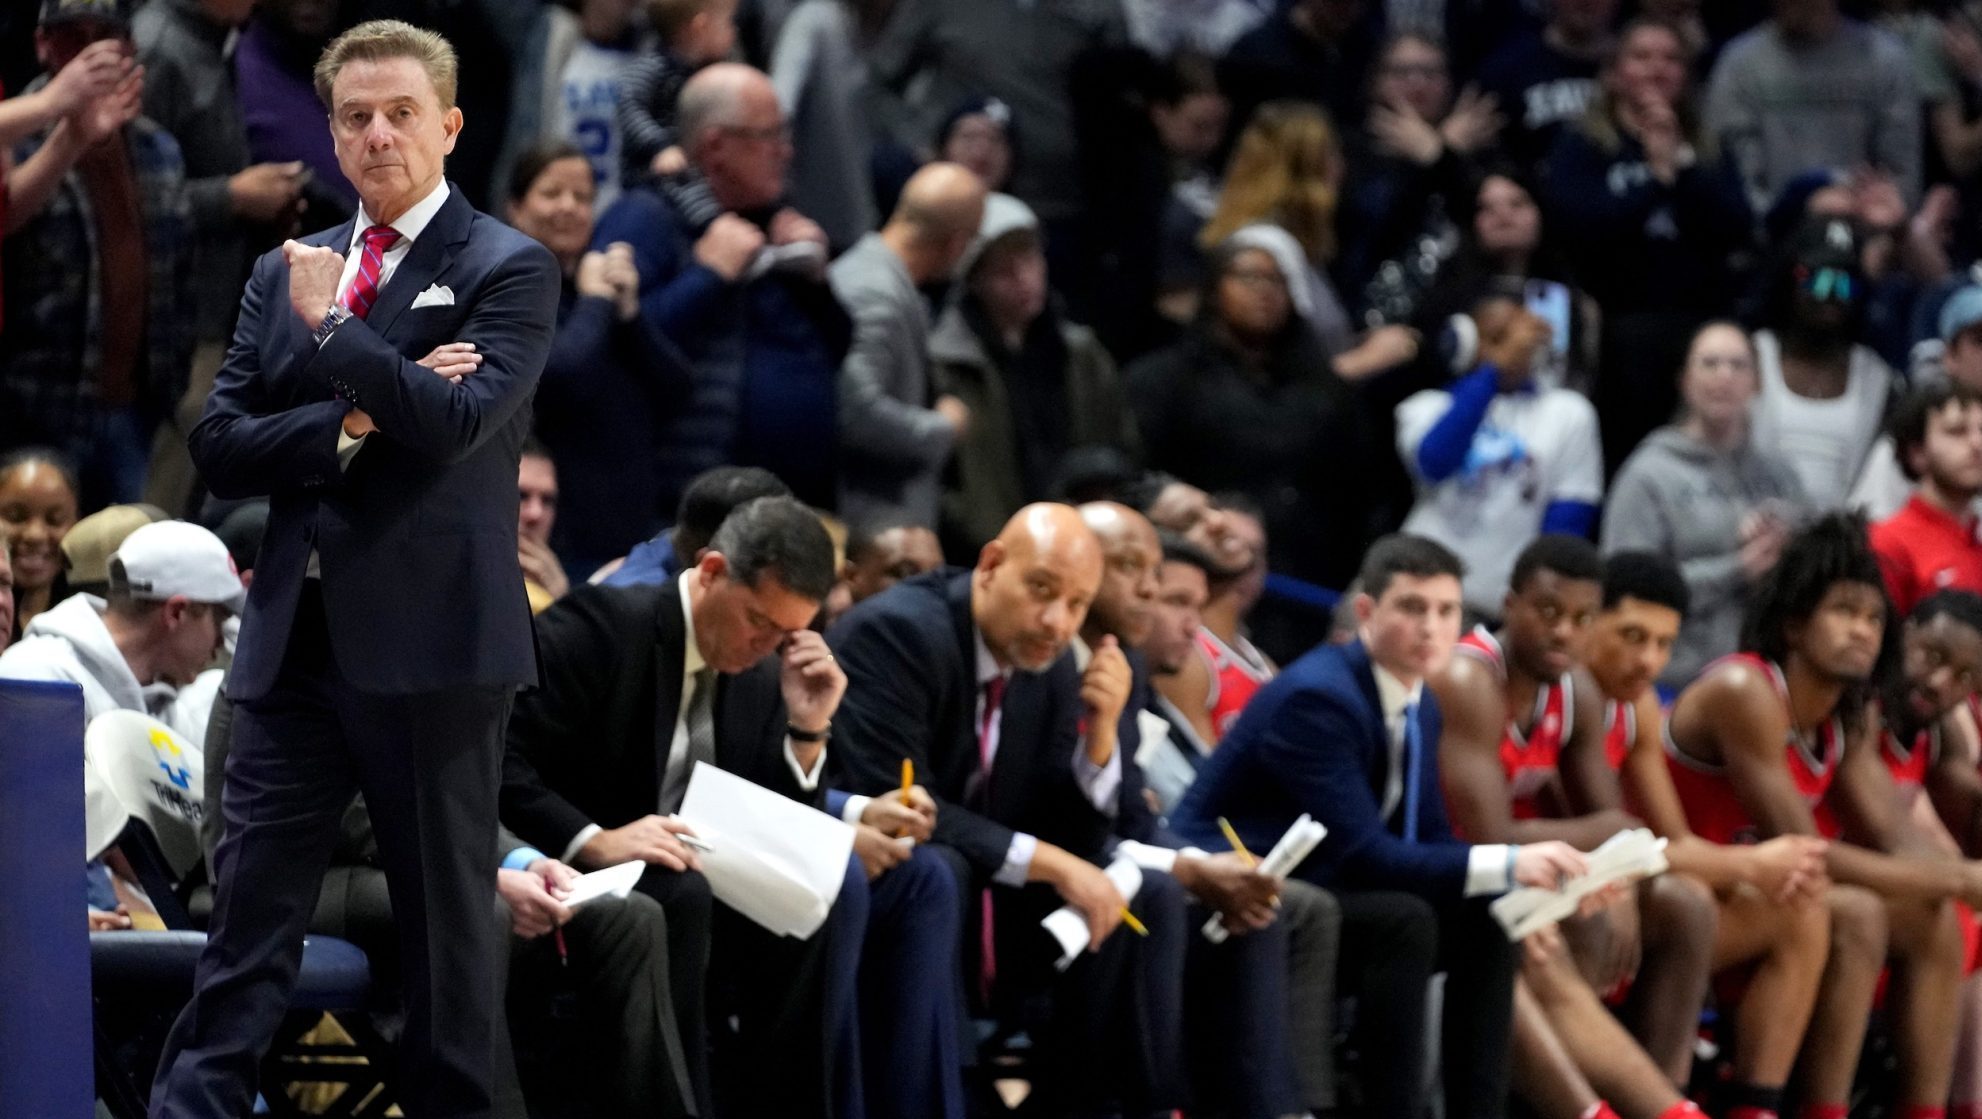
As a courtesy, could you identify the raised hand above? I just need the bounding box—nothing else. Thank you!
[231,162,308,225]
[694,213,765,282]
[283,240,345,330]
[1080,635,1132,749]
[44,39,133,119]
[1439,86,1503,155]
[780,629,846,735]
[76,65,145,147]
[1369,99,1443,166]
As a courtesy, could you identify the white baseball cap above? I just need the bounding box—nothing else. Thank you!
[110,520,247,613]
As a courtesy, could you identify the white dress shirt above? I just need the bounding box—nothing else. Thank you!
[1369,660,1515,897]
[310,180,453,577]
[561,572,827,863]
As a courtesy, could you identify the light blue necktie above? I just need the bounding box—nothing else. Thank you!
[1401,700,1423,843]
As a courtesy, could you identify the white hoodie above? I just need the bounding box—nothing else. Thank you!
[0,594,216,745]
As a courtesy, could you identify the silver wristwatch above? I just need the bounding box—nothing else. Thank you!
[312,303,352,347]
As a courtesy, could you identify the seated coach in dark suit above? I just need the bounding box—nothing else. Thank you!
[502,495,929,1119]
[150,20,561,1119]
[1172,534,1591,1119]
[827,502,1188,1117]
[1074,501,1323,1119]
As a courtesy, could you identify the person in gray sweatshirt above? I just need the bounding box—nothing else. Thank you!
[1601,321,1809,691]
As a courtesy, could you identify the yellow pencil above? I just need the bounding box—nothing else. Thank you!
[1120,908,1149,936]
[1217,817,1257,868]
[899,758,914,806]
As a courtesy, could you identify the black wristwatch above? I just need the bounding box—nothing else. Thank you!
[787,721,831,742]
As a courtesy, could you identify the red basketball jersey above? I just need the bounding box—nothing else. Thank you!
[1666,654,1844,845]
[1455,627,1574,820]
[1196,628,1274,739]
[1879,720,1935,793]
[1603,697,1636,772]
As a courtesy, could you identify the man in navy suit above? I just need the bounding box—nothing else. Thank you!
[149,20,560,1119]
[1173,535,1589,1119]
[828,503,1189,1116]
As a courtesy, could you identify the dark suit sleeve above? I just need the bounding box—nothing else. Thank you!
[496,824,534,867]
[1258,688,1473,897]
[188,249,352,500]
[501,587,634,857]
[312,235,561,464]
[1112,672,1163,846]
[828,608,1018,877]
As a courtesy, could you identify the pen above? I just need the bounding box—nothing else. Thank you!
[900,758,914,806]
[1217,817,1257,868]
[677,833,713,853]
[554,926,568,967]
[1120,908,1149,936]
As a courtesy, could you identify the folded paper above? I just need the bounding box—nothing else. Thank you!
[678,762,855,938]
[1201,814,1326,944]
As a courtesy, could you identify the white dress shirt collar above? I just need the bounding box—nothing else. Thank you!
[350,178,451,248]
[974,630,1006,689]
[675,572,707,679]
[1371,661,1422,726]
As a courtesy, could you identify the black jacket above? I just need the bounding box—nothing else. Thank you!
[825,570,1117,875]
[500,581,817,860]
[193,187,559,700]
[1128,327,1377,589]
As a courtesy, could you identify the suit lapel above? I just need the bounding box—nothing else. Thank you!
[1345,641,1393,799]
[652,589,688,808]
[363,185,471,339]
[318,217,357,253]
[944,572,981,778]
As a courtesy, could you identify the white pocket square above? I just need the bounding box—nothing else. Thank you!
[410,284,454,309]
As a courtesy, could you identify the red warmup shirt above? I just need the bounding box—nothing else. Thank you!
[1871,494,1982,619]
[1453,627,1574,821]
[1602,697,1635,772]
[1666,654,1843,845]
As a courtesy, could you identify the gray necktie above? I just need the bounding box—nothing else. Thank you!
[662,667,717,813]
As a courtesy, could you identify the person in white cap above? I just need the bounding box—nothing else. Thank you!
[0,519,241,743]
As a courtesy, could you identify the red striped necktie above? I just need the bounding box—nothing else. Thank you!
[977,675,1006,1005]
[342,224,402,319]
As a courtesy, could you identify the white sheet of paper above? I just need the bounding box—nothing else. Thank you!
[1042,858,1145,971]
[561,859,645,911]
[678,762,855,939]
[1202,815,1327,944]
[1490,828,1670,940]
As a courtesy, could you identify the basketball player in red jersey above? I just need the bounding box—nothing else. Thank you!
[1863,591,1982,1119]
[1133,475,1274,746]
[1589,552,1831,1119]
[1434,536,1713,1119]
[1667,514,1982,1119]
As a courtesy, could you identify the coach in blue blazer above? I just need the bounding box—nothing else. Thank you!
[1174,535,1588,1119]
[150,22,559,1119]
